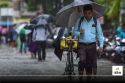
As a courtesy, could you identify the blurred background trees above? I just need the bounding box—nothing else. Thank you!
[0,0,125,31]
[24,0,125,29]
[95,0,121,30]
[0,0,13,7]
[25,0,73,15]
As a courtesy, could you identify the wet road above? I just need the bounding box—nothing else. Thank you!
[0,45,124,82]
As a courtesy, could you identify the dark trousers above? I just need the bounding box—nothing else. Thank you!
[36,41,46,60]
[20,41,27,54]
[78,43,97,75]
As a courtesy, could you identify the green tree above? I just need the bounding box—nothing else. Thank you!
[0,0,12,7]
[95,0,122,30]
[106,0,121,18]
[25,0,73,15]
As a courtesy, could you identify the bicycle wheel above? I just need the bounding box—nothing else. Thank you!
[64,50,75,80]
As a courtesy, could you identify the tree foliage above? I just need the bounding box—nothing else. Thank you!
[95,0,121,18]
[106,0,121,18]
[0,0,12,7]
[95,0,122,29]
[25,0,73,15]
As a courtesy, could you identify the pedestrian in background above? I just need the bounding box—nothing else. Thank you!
[116,23,125,39]
[32,11,50,61]
[24,23,37,59]
[19,26,27,54]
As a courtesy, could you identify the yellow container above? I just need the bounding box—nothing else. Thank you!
[60,36,78,50]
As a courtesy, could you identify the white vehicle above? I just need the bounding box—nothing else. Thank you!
[110,37,125,63]
[101,37,115,59]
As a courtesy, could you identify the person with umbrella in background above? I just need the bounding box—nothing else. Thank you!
[32,11,51,62]
[19,25,27,54]
[73,4,104,81]
[24,16,38,59]
[15,23,31,55]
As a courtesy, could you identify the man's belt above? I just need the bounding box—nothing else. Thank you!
[78,42,96,46]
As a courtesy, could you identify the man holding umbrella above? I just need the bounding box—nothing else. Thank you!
[32,11,51,61]
[73,4,104,80]
[56,0,105,81]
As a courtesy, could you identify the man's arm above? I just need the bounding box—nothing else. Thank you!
[97,20,104,48]
[73,18,81,37]
[32,29,36,41]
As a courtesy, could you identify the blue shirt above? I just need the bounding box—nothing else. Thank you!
[119,31,125,38]
[73,17,104,48]
[116,26,122,37]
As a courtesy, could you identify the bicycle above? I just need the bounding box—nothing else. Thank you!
[60,36,78,80]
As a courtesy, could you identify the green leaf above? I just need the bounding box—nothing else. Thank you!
[106,0,121,18]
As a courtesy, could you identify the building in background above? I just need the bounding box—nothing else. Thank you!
[0,0,36,25]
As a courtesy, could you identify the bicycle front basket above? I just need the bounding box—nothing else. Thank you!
[60,38,78,50]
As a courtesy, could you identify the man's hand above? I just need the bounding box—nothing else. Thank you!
[80,28,84,34]
[99,47,103,53]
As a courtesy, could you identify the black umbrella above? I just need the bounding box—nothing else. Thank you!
[56,0,105,27]
[31,14,54,25]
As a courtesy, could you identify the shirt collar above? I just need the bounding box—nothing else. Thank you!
[84,16,93,22]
